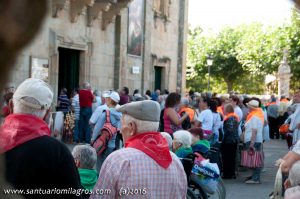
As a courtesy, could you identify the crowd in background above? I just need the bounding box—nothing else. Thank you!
[2,79,300,198]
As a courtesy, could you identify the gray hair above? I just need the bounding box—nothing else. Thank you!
[289,161,300,187]
[13,97,47,119]
[123,114,159,133]
[173,130,192,148]
[83,82,91,89]
[161,132,173,150]
[285,186,300,199]
[72,145,97,169]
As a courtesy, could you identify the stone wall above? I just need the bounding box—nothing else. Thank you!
[9,0,188,103]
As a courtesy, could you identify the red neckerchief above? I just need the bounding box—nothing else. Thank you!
[0,114,51,153]
[224,112,239,122]
[125,132,172,169]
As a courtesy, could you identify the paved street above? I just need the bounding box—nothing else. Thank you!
[224,139,288,199]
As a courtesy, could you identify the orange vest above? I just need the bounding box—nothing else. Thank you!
[224,112,239,122]
[217,106,224,117]
[179,107,195,121]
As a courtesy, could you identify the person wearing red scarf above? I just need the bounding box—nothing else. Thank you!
[90,100,187,199]
[0,78,82,198]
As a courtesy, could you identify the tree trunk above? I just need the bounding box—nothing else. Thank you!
[225,80,233,93]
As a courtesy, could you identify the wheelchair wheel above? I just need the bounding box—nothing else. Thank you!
[189,181,208,199]
[187,188,197,199]
[205,178,226,199]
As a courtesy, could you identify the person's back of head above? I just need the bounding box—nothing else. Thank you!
[224,104,234,114]
[123,87,129,95]
[285,186,300,199]
[289,161,300,187]
[83,82,91,90]
[72,145,97,169]
[161,132,173,150]
[13,78,53,119]
[165,92,181,108]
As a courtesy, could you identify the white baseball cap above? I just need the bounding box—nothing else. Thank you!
[13,78,54,110]
[102,90,120,103]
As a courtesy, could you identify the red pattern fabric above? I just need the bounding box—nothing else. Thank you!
[0,114,51,153]
[241,150,264,168]
[125,132,172,169]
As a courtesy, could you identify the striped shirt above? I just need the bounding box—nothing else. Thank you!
[90,148,187,199]
[72,94,80,120]
[57,94,70,113]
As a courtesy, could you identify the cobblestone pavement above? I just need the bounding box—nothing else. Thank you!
[224,139,288,199]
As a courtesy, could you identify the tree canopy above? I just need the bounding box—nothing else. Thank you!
[187,8,300,94]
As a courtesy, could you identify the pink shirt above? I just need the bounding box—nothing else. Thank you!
[90,148,187,199]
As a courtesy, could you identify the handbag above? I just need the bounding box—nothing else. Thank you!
[241,148,264,168]
[279,124,289,135]
[269,165,283,199]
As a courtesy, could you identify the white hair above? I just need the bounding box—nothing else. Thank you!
[72,145,97,169]
[285,186,300,199]
[83,82,91,89]
[123,114,159,133]
[289,161,300,187]
[161,132,173,150]
[13,97,47,119]
[173,130,192,148]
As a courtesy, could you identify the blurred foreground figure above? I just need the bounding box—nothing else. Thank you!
[0,78,82,199]
[0,0,48,198]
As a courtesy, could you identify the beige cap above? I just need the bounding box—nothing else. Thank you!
[117,100,160,122]
[246,100,259,109]
[13,78,53,110]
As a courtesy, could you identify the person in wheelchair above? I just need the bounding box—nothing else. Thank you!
[173,130,193,158]
[188,127,210,155]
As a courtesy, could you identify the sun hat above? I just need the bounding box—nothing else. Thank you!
[102,90,120,103]
[13,78,53,110]
[246,100,260,109]
[117,100,160,122]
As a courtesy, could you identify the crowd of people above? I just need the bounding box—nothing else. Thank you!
[1,78,300,198]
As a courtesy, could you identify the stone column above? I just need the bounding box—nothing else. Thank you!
[278,49,292,98]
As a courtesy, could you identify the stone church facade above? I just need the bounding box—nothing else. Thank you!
[9,0,188,102]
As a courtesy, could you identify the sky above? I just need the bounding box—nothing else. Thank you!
[188,0,295,32]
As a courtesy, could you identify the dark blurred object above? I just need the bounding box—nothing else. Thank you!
[0,1,48,198]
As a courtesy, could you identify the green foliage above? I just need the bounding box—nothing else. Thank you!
[187,7,300,94]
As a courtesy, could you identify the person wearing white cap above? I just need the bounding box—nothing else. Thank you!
[91,90,122,172]
[90,100,187,199]
[0,78,82,198]
[243,99,265,184]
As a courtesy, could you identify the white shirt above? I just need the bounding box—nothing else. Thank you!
[212,112,222,135]
[234,106,243,122]
[244,116,264,143]
[197,109,213,131]
[89,104,108,124]
[289,104,300,144]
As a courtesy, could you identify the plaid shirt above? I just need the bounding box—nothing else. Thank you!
[90,148,187,199]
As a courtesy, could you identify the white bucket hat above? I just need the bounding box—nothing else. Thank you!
[102,90,120,103]
[13,78,53,110]
[246,100,260,109]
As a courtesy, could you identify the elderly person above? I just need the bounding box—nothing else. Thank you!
[79,82,94,143]
[91,91,122,172]
[284,161,300,190]
[161,132,173,150]
[163,93,189,136]
[222,104,239,179]
[243,99,265,184]
[285,186,300,199]
[281,139,300,174]
[173,130,193,158]
[188,128,210,154]
[90,100,187,198]
[0,78,82,198]
[72,145,98,191]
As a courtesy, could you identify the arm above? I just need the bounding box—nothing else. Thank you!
[166,108,188,126]
[91,112,106,142]
[281,151,300,174]
[250,129,257,148]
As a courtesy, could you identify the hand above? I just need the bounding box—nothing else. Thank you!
[275,159,284,167]
[284,179,291,190]
[250,142,255,149]
[297,123,300,130]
